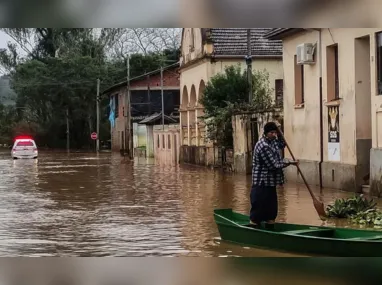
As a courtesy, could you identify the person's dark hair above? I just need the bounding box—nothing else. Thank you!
[264,122,278,134]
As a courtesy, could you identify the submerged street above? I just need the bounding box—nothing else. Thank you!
[0,149,379,257]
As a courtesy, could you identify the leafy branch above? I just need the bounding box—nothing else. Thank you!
[199,65,276,148]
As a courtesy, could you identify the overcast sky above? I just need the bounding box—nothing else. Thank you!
[0,31,13,49]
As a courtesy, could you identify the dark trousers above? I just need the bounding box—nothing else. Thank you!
[249,184,278,224]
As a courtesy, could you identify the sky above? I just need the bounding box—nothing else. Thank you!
[0,31,11,75]
[0,31,13,49]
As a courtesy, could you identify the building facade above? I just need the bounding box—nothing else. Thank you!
[266,28,382,194]
[179,28,284,166]
[103,64,180,153]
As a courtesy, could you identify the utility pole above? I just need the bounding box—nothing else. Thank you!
[126,55,132,159]
[147,73,151,115]
[96,78,100,152]
[246,28,253,103]
[66,108,70,153]
[160,65,165,130]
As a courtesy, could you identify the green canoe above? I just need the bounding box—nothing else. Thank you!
[214,208,382,257]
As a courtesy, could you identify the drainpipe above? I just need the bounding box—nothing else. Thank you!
[316,29,324,189]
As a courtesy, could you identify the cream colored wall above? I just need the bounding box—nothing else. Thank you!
[180,59,209,104]
[182,58,283,104]
[355,35,372,140]
[322,29,357,165]
[209,58,284,103]
[181,28,204,65]
[283,31,321,162]
[283,28,382,165]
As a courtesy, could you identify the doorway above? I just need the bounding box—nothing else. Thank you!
[354,35,371,185]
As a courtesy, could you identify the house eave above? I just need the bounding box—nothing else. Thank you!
[208,54,282,60]
[264,28,307,40]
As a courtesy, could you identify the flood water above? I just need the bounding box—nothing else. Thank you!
[0,148,380,257]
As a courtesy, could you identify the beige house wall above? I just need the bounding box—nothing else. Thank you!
[282,28,382,192]
[209,58,284,103]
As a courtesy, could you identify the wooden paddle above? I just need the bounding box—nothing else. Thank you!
[276,126,327,219]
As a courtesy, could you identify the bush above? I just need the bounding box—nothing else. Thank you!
[199,65,274,148]
[326,195,377,218]
[350,209,382,227]
[326,194,382,227]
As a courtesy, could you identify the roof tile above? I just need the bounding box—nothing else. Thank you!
[210,28,282,57]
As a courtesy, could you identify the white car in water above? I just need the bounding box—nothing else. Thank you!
[11,136,38,159]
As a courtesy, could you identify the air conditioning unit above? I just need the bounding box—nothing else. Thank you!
[296,43,316,65]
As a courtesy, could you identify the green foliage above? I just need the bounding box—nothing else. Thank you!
[325,194,382,227]
[199,65,275,148]
[350,209,382,227]
[0,103,17,144]
[326,195,377,218]
[0,75,17,106]
[200,65,248,115]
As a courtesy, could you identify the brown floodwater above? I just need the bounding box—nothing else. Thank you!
[0,148,381,257]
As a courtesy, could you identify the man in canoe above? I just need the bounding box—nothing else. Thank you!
[249,121,298,230]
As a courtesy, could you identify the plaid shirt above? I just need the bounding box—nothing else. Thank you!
[252,134,288,187]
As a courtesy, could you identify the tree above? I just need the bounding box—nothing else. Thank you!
[112,28,181,59]
[0,103,17,144]
[200,65,274,148]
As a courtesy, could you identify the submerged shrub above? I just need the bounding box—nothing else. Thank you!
[326,195,377,218]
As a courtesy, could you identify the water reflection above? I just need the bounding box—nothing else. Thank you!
[0,149,380,256]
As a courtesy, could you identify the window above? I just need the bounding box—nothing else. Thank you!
[162,135,165,149]
[377,32,382,95]
[16,141,33,147]
[168,135,171,149]
[275,79,283,107]
[294,55,304,105]
[189,29,195,51]
[327,44,339,101]
[157,135,160,148]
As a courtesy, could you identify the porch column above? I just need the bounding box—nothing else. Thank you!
[187,110,191,146]
[195,109,199,146]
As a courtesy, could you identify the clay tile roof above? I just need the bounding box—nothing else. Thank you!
[210,28,282,57]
